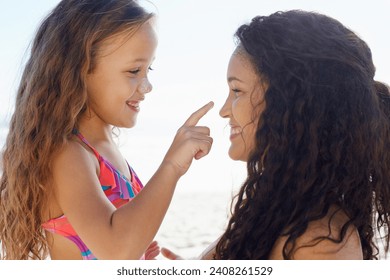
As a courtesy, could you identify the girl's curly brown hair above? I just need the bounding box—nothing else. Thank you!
[216,10,390,259]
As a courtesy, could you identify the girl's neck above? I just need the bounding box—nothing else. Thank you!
[77,115,114,144]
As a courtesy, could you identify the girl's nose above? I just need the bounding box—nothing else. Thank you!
[139,78,153,94]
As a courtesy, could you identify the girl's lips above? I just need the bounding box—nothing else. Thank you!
[126,101,141,112]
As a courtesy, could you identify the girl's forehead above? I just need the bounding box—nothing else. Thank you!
[91,26,157,70]
[97,30,139,55]
[97,23,157,58]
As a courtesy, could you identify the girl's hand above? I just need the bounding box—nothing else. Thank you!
[162,102,214,177]
[161,247,184,260]
[145,241,160,260]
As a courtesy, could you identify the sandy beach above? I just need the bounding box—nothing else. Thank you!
[155,190,233,259]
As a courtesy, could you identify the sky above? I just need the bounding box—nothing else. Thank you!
[0,0,389,196]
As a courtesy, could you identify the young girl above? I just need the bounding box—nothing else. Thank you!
[163,10,390,260]
[0,0,213,260]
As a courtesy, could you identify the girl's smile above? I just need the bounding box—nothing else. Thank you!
[126,99,143,112]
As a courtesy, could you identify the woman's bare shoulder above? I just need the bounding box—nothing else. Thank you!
[269,206,363,260]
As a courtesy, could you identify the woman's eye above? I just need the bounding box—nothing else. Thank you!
[148,66,154,71]
[232,89,242,97]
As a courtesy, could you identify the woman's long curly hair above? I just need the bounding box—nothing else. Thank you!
[0,0,153,260]
[216,10,390,259]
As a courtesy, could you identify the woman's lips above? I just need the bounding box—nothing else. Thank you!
[230,125,242,140]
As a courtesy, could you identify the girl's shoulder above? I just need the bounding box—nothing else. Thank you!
[269,206,363,260]
[51,138,100,179]
[46,138,101,221]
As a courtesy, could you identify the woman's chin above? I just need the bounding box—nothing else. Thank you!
[228,148,248,162]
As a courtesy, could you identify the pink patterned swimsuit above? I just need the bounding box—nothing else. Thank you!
[42,129,144,260]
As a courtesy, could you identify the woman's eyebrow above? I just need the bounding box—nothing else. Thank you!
[227,76,244,83]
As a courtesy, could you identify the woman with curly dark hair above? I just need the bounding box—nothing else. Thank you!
[163,10,390,260]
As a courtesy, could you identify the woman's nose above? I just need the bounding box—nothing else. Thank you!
[139,78,153,94]
[219,97,231,118]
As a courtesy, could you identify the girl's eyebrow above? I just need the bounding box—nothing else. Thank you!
[126,57,155,64]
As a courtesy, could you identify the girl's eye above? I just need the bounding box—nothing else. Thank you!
[128,66,154,75]
[128,69,140,74]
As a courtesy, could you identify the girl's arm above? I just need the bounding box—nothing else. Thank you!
[52,102,214,259]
